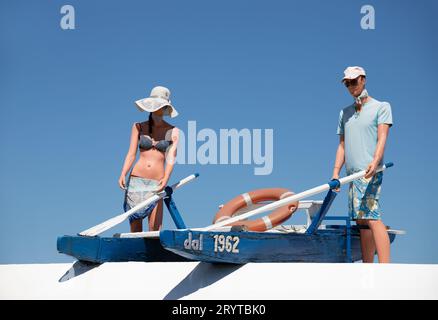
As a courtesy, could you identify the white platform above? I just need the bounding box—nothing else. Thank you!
[1,262,437,300]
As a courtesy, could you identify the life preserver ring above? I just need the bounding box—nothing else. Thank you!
[213,188,299,232]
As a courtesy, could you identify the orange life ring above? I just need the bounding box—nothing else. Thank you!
[213,188,299,232]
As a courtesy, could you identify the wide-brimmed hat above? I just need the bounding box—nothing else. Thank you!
[342,66,366,82]
[134,86,179,118]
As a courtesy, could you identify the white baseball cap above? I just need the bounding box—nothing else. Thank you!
[134,86,179,118]
[342,66,366,82]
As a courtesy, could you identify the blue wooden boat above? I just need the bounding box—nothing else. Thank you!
[159,188,404,264]
[159,225,398,263]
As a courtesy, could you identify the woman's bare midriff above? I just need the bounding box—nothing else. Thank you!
[131,149,166,181]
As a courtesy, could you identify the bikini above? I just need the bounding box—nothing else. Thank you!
[137,122,173,152]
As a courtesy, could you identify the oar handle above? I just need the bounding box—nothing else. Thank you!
[337,162,393,186]
[385,162,394,168]
[170,173,199,190]
[330,162,393,189]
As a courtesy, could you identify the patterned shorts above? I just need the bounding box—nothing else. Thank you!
[348,171,383,220]
[123,176,160,223]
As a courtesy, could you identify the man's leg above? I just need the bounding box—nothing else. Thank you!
[356,219,376,263]
[368,219,390,263]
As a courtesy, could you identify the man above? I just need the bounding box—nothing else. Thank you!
[332,66,393,263]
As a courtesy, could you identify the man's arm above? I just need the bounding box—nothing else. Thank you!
[365,124,390,178]
[332,135,345,180]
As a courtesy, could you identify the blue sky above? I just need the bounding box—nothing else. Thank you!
[1,0,437,264]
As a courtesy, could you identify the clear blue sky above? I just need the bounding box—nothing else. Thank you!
[1,0,437,264]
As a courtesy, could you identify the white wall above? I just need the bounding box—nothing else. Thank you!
[1,262,437,300]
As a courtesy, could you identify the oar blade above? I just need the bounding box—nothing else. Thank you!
[79,214,128,237]
[78,194,161,237]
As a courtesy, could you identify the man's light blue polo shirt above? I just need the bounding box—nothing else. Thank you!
[337,98,393,173]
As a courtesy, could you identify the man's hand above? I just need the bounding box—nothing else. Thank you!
[365,161,378,179]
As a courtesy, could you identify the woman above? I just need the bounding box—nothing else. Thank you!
[118,86,179,232]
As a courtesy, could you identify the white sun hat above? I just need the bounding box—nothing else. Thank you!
[134,86,179,118]
[342,66,366,81]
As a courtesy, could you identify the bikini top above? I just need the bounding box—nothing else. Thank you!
[136,123,173,152]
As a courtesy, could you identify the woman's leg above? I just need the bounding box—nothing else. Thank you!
[130,219,143,233]
[368,220,390,263]
[148,199,163,231]
[356,219,376,263]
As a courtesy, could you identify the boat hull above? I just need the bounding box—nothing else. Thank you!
[57,235,189,263]
[160,228,397,264]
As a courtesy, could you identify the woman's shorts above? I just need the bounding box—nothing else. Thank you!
[348,171,383,220]
[123,176,160,223]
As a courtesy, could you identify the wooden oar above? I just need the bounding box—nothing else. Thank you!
[198,163,393,231]
[79,173,199,237]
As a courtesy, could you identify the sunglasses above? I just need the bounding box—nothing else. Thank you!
[344,78,360,88]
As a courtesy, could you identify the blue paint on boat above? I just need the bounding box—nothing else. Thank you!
[57,235,189,263]
[328,179,341,189]
[159,227,397,264]
[164,188,186,229]
[306,189,338,235]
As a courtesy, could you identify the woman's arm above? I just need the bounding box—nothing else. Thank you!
[118,123,139,189]
[158,127,179,191]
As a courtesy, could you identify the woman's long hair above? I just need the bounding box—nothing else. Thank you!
[148,113,154,135]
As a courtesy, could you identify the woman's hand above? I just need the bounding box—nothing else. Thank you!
[118,175,127,190]
[157,177,169,192]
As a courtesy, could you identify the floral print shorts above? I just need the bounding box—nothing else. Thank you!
[348,171,383,220]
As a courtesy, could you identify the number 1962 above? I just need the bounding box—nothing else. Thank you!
[213,234,240,253]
